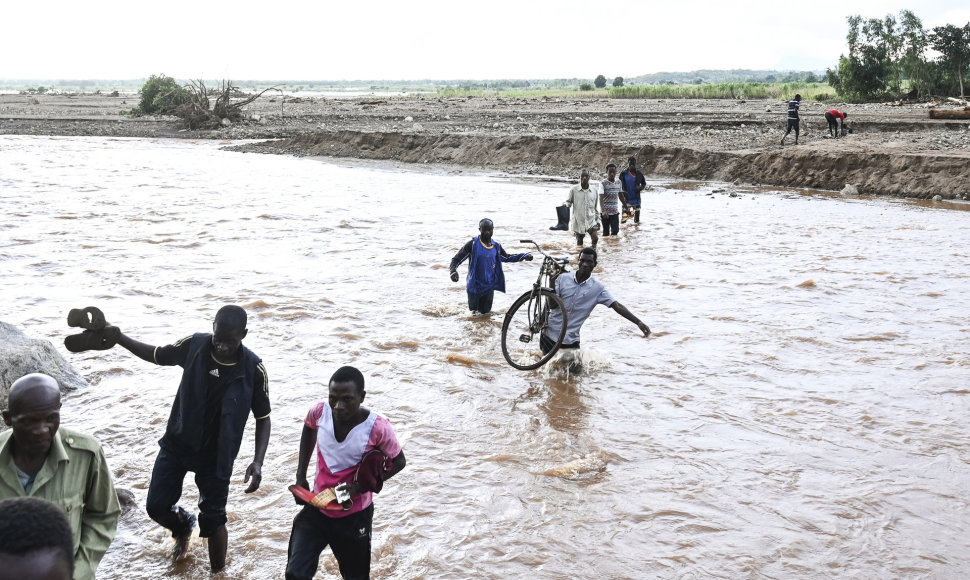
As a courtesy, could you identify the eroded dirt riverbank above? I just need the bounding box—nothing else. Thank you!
[3,93,969,198]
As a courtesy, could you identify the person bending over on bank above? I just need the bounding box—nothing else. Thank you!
[619,157,646,224]
[824,109,847,138]
[565,168,601,247]
[113,305,270,573]
[541,247,651,355]
[0,496,77,580]
[600,163,625,237]
[780,94,802,145]
[0,374,120,580]
[449,218,533,314]
[286,366,406,580]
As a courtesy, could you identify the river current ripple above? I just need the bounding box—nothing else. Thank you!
[1,135,968,579]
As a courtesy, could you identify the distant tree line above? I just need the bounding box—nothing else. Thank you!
[827,10,970,101]
[623,69,823,85]
[454,79,533,90]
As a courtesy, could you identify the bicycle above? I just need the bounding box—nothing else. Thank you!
[500,240,570,370]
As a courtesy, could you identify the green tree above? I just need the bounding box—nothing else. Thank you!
[829,14,897,101]
[825,67,843,95]
[897,10,931,97]
[580,82,594,91]
[930,23,970,97]
[613,76,624,87]
[829,11,953,101]
[136,74,189,114]
[594,74,607,88]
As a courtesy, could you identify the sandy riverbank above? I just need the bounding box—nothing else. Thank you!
[2,92,969,198]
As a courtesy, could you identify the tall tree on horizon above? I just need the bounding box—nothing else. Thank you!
[930,23,970,97]
[896,10,932,97]
[828,14,897,100]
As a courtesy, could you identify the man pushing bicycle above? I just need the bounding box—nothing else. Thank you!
[542,248,651,355]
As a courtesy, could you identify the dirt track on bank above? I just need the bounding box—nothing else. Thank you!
[3,92,969,198]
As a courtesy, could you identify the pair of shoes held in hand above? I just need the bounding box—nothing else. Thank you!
[64,306,120,352]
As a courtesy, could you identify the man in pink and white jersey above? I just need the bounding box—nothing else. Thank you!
[286,366,406,580]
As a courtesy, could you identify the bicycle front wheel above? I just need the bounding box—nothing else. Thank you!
[500,289,568,370]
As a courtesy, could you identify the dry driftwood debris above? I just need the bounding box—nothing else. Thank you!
[176,80,281,129]
[928,107,970,120]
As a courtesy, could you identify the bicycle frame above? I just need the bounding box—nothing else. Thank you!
[501,241,570,370]
[520,240,567,335]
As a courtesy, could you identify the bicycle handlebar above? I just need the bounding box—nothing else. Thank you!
[519,240,569,264]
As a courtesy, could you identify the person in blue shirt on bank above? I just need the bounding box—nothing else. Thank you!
[449,218,533,314]
[619,157,646,224]
[541,247,651,355]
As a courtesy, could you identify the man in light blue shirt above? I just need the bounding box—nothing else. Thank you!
[541,247,651,354]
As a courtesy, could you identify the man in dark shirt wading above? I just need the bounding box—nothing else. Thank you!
[115,305,270,572]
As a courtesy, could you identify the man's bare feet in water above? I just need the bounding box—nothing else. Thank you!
[172,512,197,562]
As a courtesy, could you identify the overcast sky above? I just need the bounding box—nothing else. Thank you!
[5,0,969,81]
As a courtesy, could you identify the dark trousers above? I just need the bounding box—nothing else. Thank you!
[602,213,619,236]
[626,203,641,224]
[467,290,494,313]
[286,504,374,580]
[146,446,229,537]
[825,112,839,135]
[539,333,581,355]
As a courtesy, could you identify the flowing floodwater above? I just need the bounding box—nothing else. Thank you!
[1,135,969,579]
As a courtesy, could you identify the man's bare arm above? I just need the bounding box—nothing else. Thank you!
[244,416,271,493]
[116,333,159,363]
[610,301,651,337]
[294,425,316,489]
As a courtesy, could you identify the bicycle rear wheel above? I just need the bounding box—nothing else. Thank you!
[501,289,568,370]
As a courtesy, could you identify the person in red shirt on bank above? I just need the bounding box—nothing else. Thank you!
[824,109,848,138]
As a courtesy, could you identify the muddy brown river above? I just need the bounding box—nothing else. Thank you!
[1,136,968,579]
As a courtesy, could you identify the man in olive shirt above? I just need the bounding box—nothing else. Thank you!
[0,373,120,580]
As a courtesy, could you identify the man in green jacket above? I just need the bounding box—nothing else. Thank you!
[0,373,120,580]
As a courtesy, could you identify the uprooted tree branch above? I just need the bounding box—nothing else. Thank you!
[177,80,281,129]
[135,75,282,130]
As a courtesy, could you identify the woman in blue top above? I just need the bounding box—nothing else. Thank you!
[449,219,533,314]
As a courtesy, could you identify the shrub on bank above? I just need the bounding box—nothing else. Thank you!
[136,74,189,115]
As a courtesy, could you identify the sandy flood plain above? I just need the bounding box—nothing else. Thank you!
[2,92,969,198]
